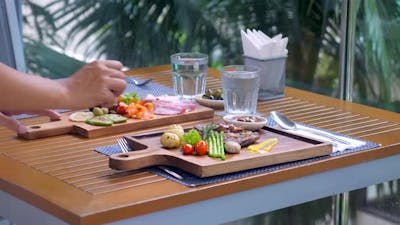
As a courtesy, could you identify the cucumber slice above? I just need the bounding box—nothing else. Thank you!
[86,115,113,126]
[69,111,94,122]
[105,114,128,123]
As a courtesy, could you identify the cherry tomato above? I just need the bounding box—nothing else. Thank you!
[195,140,208,156]
[116,102,128,115]
[182,144,194,155]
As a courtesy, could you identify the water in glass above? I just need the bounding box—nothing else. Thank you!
[171,53,208,99]
[222,65,260,115]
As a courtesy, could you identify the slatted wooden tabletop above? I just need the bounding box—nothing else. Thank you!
[0,65,399,225]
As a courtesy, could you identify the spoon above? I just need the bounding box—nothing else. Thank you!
[270,111,351,145]
[126,77,153,86]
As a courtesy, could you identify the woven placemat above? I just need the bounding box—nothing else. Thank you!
[96,118,380,187]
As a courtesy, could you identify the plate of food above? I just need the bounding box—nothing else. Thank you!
[195,89,224,109]
[223,114,267,131]
[109,121,332,178]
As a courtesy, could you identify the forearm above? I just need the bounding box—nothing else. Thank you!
[0,63,69,111]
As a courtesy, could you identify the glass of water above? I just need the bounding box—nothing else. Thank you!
[222,65,260,115]
[171,52,208,99]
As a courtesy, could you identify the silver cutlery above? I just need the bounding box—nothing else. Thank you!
[270,111,351,145]
[126,77,153,86]
[116,138,183,180]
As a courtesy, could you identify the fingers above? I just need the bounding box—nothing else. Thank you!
[65,60,127,109]
[105,70,126,79]
[99,60,123,70]
[28,110,61,121]
[100,92,119,108]
[0,112,27,134]
[106,77,127,97]
[93,60,126,81]
[2,110,61,120]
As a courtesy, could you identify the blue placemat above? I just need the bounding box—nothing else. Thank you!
[95,117,380,187]
[125,77,174,98]
[12,77,173,120]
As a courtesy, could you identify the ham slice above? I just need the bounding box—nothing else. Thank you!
[145,95,196,115]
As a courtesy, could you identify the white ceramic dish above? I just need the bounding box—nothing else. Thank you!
[195,96,224,109]
[223,115,267,131]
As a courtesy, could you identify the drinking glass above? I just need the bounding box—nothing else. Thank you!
[222,65,260,115]
[171,52,208,99]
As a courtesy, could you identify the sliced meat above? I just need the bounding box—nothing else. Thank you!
[153,99,196,115]
[153,106,185,115]
[145,94,197,115]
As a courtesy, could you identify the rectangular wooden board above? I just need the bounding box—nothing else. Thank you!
[109,126,332,177]
[19,105,214,139]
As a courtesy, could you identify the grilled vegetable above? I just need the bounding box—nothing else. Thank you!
[207,130,225,160]
[166,124,184,140]
[224,141,241,154]
[201,123,218,140]
[160,132,181,149]
[195,140,208,156]
[182,144,194,155]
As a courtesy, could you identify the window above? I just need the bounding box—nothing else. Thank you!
[16,0,400,224]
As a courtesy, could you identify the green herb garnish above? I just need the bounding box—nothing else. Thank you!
[182,129,202,146]
[119,92,140,104]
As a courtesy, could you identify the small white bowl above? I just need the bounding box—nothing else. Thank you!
[195,96,224,109]
[223,115,267,131]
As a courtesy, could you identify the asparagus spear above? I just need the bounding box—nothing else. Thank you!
[218,131,226,160]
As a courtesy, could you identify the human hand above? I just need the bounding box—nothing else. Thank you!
[61,60,127,109]
[0,110,60,134]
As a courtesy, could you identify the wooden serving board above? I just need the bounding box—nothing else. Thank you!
[109,127,332,177]
[18,105,214,140]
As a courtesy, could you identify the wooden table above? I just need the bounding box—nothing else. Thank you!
[1,65,399,225]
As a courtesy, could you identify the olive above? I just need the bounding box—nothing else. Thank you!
[214,89,222,99]
[101,107,109,114]
[92,107,104,116]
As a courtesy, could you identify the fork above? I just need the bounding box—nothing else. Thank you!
[116,138,183,180]
[125,77,153,86]
[117,138,130,153]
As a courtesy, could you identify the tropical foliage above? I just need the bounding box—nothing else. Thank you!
[353,0,400,111]
[22,0,341,90]
[22,0,399,112]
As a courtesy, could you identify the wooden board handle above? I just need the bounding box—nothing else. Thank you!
[18,120,74,140]
[109,149,173,170]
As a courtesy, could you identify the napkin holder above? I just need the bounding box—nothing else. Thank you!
[244,55,287,101]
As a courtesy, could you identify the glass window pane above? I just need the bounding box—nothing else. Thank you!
[352,0,400,112]
[223,196,336,225]
[22,0,342,99]
[348,179,400,225]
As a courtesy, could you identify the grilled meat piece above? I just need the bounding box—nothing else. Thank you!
[195,122,260,147]
[224,130,260,147]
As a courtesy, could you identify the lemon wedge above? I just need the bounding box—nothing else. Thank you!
[247,138,278,154]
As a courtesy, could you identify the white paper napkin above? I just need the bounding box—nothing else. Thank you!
[241,29,288,59]
[278,124,366,153]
